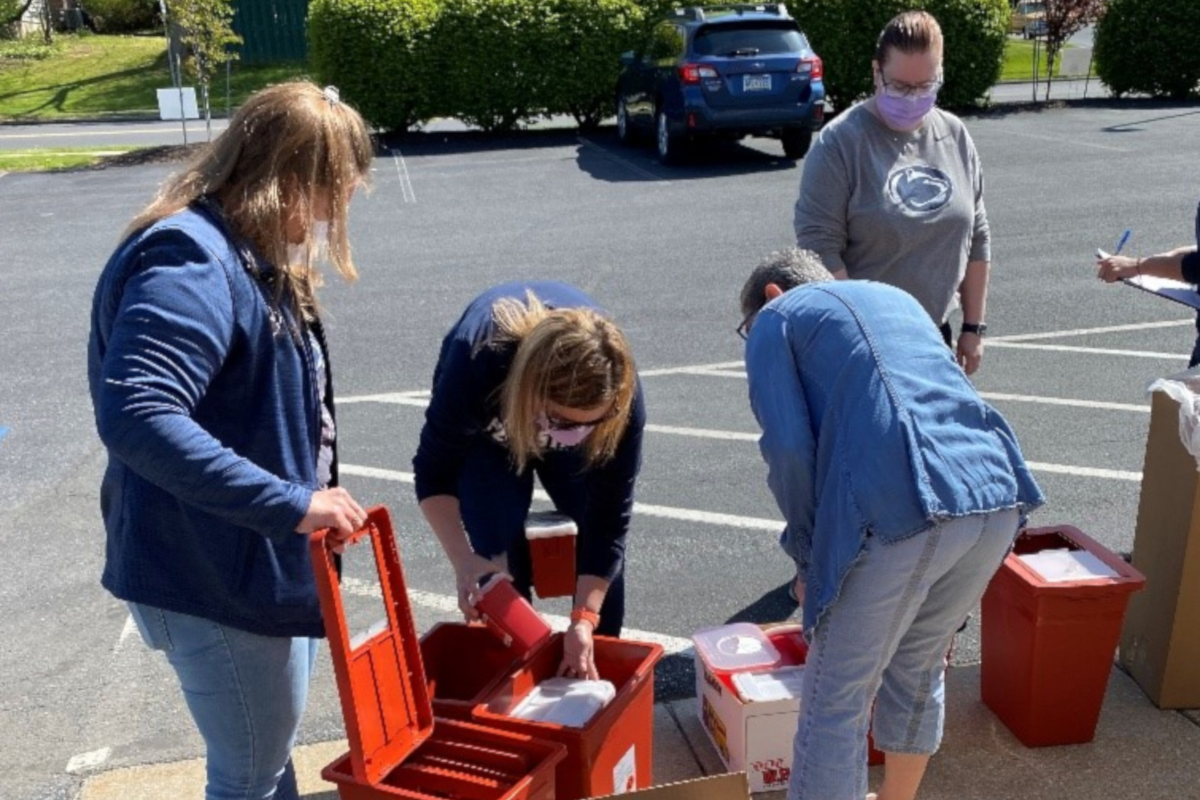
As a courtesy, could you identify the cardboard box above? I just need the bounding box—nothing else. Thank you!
[592,773,750,799]
[694,626,802,793]
[1121,389,1200,708]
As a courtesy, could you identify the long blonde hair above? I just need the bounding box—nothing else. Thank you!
[491,292,637,473]
[125,81,374,320]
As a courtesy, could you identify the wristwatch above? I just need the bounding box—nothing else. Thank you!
[961,321,988,337]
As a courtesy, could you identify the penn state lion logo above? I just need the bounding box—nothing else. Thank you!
[886,164,953,214]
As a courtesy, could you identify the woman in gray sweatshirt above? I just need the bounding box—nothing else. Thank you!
[794,10,991,376]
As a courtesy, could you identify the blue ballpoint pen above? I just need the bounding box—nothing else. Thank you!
[1115,229,1132,255]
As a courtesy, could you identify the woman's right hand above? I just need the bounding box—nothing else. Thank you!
[1097,254,1139,283]
[295,487,367,551]
[453,552,510,621]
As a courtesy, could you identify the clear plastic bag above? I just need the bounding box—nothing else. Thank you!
[1148,368,1200,471]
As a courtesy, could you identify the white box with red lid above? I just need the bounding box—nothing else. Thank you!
[693,623,807,794]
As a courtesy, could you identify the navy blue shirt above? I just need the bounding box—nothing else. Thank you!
[413,281,645,581]
[89,202,330,638]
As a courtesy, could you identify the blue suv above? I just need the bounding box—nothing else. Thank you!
[616,4,825,164]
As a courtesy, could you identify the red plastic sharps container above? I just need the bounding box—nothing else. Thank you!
[525,511,577,599]
[475,573,553,657]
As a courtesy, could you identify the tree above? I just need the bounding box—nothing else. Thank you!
[166,0,241,139]
[1,0,35,27]
[1040,0,1105,100]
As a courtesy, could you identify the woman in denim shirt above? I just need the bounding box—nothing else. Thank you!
[738,248,1043,800]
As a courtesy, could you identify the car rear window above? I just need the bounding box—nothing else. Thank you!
[692,22,805,57]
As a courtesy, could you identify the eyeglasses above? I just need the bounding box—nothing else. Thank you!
[735,311,756,341]
[542,404,622,431]
[879,75,943,99]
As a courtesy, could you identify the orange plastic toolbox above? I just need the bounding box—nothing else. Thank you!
[421,622,532,721]
[471,633,664,800]
[981,525,1146,747]
[310,507,566,799]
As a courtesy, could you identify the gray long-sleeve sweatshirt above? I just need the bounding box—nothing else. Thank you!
[793,101,990,325]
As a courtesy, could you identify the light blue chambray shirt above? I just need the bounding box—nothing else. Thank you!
[745,280,1044,633]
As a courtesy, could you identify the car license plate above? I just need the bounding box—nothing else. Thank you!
[743,74,771,92]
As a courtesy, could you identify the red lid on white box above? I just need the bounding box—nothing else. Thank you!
[692,623,782,672]
[310,506,433,786]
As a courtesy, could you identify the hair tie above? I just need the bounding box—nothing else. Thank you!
[322,86,341,106]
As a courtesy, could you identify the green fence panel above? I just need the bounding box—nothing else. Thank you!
[234,0,309,64]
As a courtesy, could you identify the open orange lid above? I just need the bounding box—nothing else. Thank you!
[310,505,433,785]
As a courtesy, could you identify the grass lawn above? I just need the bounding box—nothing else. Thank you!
[0,33,309,120]
[0,145,139,171]
[1001,38,1096,82]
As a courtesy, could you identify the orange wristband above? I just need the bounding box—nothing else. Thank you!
[570,608,601,630]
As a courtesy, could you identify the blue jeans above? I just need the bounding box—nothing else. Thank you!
[458,441,626,636]
[128,603,318,800]
[788,509,1020,800]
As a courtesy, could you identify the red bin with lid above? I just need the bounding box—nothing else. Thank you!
[471,633,663,800]
[981,525,1146,747]
[310,506,566,800]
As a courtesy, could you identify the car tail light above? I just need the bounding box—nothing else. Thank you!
[679,63,720,84]
[797,55,823,80]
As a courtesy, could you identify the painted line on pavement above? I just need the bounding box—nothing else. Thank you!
[389,147,416,203]
[339,463,782,531]
[978,392,1148,413]
[985,341,1188,360]
[639,360,743,377]
[341,576,694,656]
[991,319,1195,342]
[645,423,758,442]
[0,125,227,140]
[1025,461,1141,482]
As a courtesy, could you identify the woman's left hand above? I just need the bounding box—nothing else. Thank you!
[558,621,599,680]
[957,332,983,376]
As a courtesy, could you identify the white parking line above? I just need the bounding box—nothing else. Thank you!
[978,392,1148,413]
[1025,462,1142,482]
[986,341,1188,360]
[991,319,1194,342]
[339,463,782,531]
[640,361,743,377]
[340,576,695,655]
[645,423,758,441]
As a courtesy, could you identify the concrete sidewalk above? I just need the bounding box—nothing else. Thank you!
[77,664,1200,800]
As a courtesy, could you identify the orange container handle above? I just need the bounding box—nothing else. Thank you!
[310,519,376,552]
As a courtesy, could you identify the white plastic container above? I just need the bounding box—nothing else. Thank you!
[733,666,806,703]
[692,623,781,673]
[506,677,616,728]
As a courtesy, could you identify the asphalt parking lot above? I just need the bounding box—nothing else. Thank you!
[2,102,1200,800]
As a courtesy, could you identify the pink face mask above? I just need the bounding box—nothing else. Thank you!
[535,413,596,448]
[875,91,937,130]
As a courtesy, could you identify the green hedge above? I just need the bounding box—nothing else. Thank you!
[308,0,440,132]
[81,0,160,33]
[310,0,1007,131]
[1094,0,1200,100]
[786,0,1007,109]
[310,0,645,131]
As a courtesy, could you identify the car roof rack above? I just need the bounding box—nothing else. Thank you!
[671,4,790,22]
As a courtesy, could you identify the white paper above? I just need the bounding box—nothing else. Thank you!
[1018,549,1119,583]
[157,87,199,120]
[733,666,806,703]
[507,677,615,727]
